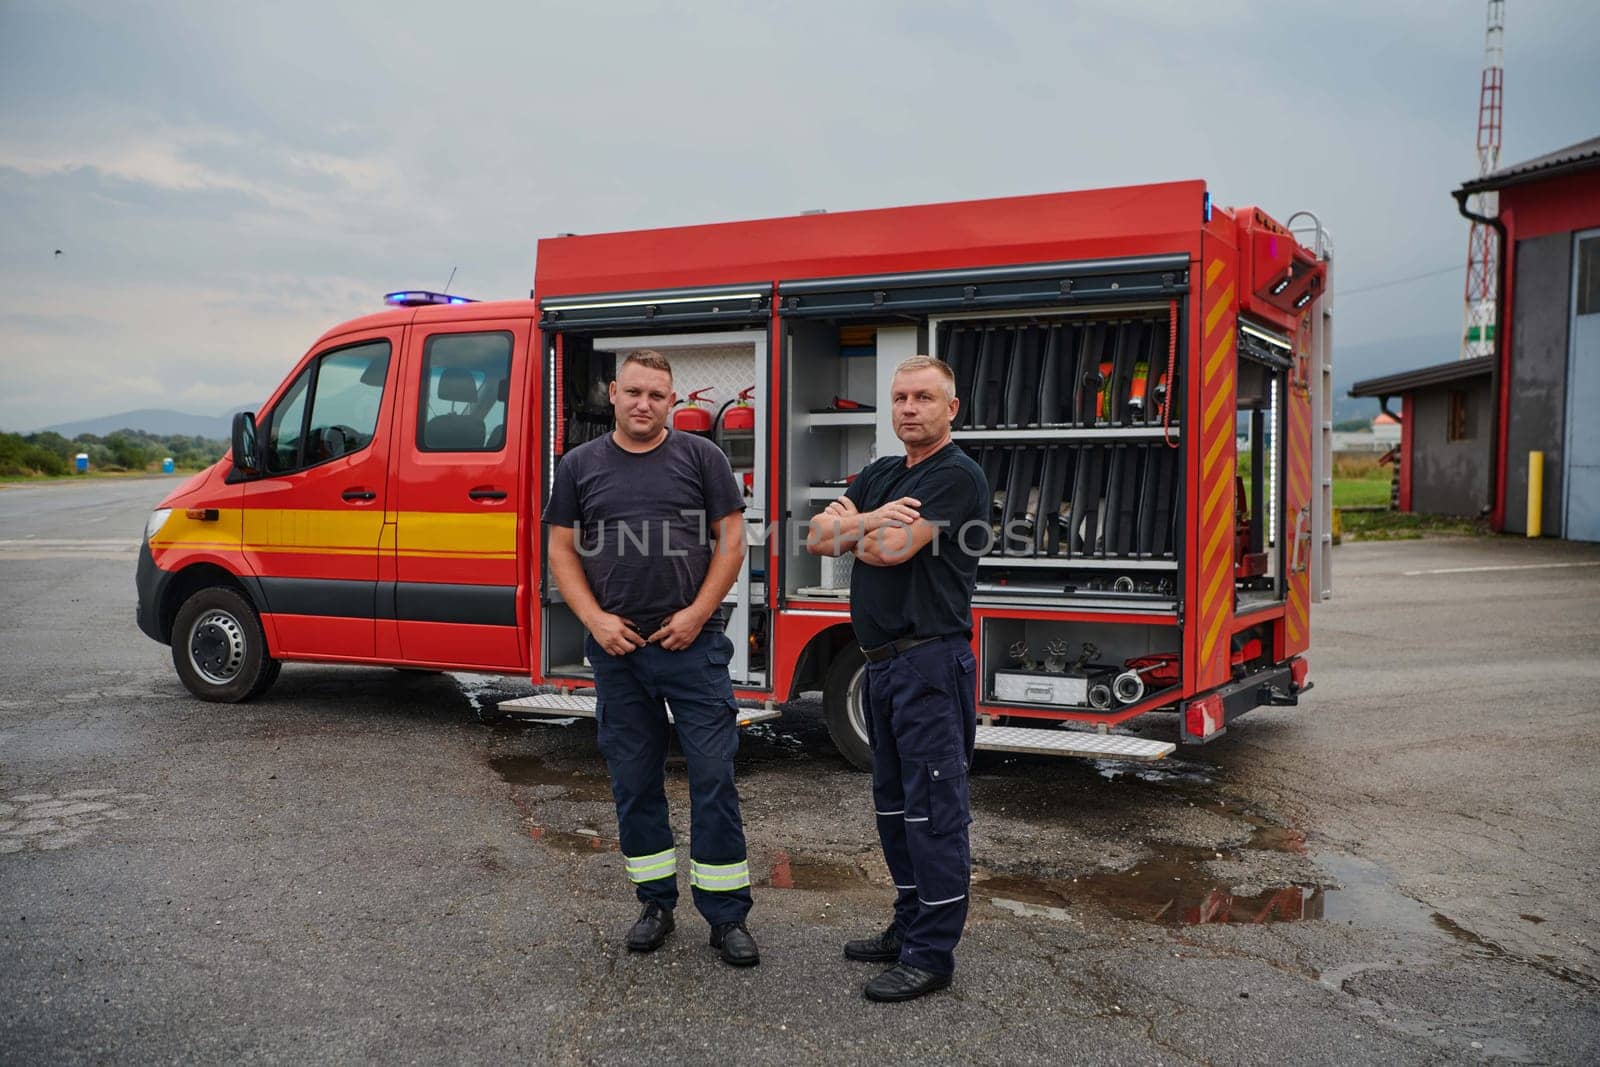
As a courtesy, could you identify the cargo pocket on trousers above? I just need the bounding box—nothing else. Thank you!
[925,753,970,836]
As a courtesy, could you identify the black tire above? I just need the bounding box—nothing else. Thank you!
[823,643,873,772]
[248,657,282,699]
[171,586,277,702]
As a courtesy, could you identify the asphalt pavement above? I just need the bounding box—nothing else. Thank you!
[2,476,1596,1064]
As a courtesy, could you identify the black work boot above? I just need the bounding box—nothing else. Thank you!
[863,963,952,1003]
[709,921,760,967]
[843,923,904,963]
[626,901,674,952]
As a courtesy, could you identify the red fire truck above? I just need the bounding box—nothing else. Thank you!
[136,180,1332,769]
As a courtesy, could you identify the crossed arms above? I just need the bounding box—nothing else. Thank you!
[804,495,940,567]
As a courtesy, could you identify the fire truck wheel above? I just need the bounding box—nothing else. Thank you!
[171,587,278,703]
[823,644,872,772]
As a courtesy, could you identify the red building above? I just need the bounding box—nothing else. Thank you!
[1352,135,1600,540]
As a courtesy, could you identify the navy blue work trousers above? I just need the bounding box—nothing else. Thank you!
[863,635,978,976]
[586,630,752,926]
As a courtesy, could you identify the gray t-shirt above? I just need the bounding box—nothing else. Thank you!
[543,429,745,632]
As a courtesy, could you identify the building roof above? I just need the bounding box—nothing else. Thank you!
[1459,134,1600,194]
[1350,356,1494,399]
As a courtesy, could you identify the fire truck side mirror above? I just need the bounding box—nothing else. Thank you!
[231,411,261,476]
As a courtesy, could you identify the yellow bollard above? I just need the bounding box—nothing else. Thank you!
[1527,451,1543,538]
[1331,507,1343,545]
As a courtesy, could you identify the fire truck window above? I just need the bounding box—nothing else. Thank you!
[305,341,391,464]
[418,331,513,452]
[263,368,310,474]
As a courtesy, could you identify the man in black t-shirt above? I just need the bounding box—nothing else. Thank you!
[807,355,988,1003]
[544,350,759,968]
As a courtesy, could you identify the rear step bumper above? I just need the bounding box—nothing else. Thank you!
[976,725,1174,761]
[498,692,782,728]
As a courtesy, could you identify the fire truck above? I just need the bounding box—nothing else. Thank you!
[136,180,1332,769]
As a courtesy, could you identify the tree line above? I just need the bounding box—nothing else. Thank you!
[0,429,227,477]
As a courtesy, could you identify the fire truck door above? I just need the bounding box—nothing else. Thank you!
[242,329,400,659]
[392,319,529,669]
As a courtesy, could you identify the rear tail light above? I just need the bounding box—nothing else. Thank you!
[1290,658,1309,689]
[1185,694,1224,739]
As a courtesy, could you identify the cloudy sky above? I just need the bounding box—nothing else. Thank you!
[2,0,1597,431]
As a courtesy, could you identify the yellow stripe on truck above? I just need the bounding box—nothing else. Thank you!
[151,510,517,560]
[396,511,517,559]
[243,508,387,550]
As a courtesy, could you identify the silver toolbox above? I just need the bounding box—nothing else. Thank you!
[992,669,1088,705]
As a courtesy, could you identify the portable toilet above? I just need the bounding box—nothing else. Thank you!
[162,457,175,474]
[75,453,89,474]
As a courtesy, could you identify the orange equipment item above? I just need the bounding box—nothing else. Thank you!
[1128,361,1150,412]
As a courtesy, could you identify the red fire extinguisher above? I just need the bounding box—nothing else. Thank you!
[719,386,756,433]
[672,388,715,436]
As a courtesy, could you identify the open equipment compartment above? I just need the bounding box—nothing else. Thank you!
[536,286,773,689]
[938,304,1186,612]
[1234,319,1293,613]
[781,321,891,601]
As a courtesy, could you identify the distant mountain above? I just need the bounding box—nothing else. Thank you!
[1331,330,1459,422]
[40,407,251,440]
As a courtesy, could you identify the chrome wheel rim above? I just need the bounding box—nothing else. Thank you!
[846,663,870,747]
[189,610,246,686]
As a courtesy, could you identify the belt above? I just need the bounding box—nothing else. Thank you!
[861,636,942,663]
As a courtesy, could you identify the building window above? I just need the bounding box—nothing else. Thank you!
[1447,389,1470,442]
[1579,234,1600,317]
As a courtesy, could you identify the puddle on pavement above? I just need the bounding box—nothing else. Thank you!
[754,819,1329,927]
[1090,756,1219,785]
[764,850,864,891]
[1063,852,1324,925]
[490,755,614,803]
[527,825,619,852]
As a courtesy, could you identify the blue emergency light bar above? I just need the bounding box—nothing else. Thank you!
[384,290,478,307]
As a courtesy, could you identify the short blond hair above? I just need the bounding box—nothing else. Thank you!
[621,349,673,380]
[892,355,956,399]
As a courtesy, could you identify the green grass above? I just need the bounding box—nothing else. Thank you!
[1340,510,1488,541]
[1333,476,1393,508]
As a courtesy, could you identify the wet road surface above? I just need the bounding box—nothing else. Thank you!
[2,476,1597,1064]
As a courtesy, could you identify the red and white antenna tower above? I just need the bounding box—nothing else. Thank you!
[1462,0,1505,360]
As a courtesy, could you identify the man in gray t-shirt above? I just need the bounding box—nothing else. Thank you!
[544,350,758,967]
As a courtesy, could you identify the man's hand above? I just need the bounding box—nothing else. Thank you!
[864,496,921,531]
[590,612,647,656]
[823,495,858,520]
[648,606,711,652]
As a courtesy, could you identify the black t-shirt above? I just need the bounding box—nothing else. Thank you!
[543,429,745,632]
[843,442,988,649]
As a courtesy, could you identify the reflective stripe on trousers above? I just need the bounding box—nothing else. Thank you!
[689,858,751,891]
[625,847,676,884]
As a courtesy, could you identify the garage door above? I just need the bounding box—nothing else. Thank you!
[1567,231,1600,542]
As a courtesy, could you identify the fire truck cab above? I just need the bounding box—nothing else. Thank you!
[137,180,1332,769]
